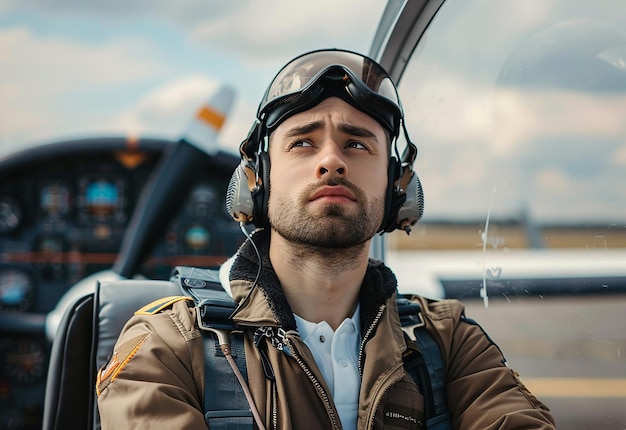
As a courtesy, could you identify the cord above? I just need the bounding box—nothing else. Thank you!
[239,222,262,289]
[220,342,266,430]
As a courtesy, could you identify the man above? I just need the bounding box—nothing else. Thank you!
[97,49,556,429]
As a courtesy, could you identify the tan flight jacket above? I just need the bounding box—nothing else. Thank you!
[97,235,556,429]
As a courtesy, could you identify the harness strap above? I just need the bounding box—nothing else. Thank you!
[398,297,451,430]
[412,324,451,429]
[202,329,254,429]
[172,266,262,430]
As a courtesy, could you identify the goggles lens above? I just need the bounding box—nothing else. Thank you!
[258,49,402,133]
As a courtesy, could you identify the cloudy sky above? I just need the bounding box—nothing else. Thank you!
[397,0,626,224]
[1,0,625,226]
[0,0,385,156]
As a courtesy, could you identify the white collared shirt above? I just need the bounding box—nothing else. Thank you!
[294,305,361,430]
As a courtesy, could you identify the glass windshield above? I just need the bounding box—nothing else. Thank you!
[388,2,626,427]
[393,0,626,250]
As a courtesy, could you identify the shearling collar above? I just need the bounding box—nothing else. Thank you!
[228,229,399,332]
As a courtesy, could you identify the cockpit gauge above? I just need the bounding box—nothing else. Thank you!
[77,177,126,224]
[86,179,119,217]
[39,180,71,217]
[0,268,34,312]
[0,196,22,234]
[184,224,212,253]
[34,236,66,281]
[188,185,219,217]
[2,340,46,384]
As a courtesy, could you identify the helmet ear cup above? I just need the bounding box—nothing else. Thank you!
[225,152,271,228]
[251,151,271,228]
[226,160,257,223]
[380,158,424,233]
[396,171,424,228]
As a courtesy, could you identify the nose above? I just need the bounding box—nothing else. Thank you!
[316,143,347,178]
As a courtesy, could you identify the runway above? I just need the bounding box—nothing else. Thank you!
[463,295,626,429]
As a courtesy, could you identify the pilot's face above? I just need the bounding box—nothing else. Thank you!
[267,97,388,248]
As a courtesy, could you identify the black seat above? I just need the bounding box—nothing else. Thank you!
[42,279,180,430]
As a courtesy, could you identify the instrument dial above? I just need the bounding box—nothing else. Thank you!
[0,196,22,234]
[184,224,212,253]
[0,268,34,312]
[2,340,46,384]
[77,176,127,224]
[188,184,220,217]
[39,180,71,217]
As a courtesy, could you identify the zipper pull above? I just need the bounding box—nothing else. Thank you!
[259,344,276,381]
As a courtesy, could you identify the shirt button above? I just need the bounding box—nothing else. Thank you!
[319,335,325,343]
[338,359,348,367]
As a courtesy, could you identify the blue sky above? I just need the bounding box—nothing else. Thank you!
[0,0,385,156]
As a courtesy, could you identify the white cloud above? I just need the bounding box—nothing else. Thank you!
[108,75,254,152]
[0,25,171,149]
[4,0,383,63]
[401,66,626,223]
[113,75,221,137]
[493,89,626,151]
[403,65,626,155]
[188,0,384,61]
[0,0,385,152]
[122,76,219,125]
[1,0,235,25]
[0,26,165,89]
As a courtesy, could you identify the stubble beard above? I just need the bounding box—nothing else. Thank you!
[268,179,385,262]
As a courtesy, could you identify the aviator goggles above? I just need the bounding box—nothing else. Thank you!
[242,49,416,163]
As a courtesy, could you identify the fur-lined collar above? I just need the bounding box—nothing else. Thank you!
[226,229,399,332]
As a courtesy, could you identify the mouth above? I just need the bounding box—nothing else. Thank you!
[309,186,357,203]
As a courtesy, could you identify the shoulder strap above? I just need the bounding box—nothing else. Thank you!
[397,296,451,430]
[171,266,256,430]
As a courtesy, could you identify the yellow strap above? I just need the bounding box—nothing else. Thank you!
[134,295,192,315]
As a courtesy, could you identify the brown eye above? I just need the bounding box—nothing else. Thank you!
[347,141,368,150]
[290,140,312,149]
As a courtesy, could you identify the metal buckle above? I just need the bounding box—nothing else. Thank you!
[401,310,426,341]
[196,308,242,346]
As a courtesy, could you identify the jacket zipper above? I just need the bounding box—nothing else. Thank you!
[286,337,341,430]
[366,363,406,428]
[357,303,407,429]
[358,304,386,375]
[271,381,278,430]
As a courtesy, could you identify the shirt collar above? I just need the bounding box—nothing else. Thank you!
[294,303,362,341]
